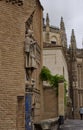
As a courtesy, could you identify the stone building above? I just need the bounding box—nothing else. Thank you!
[42,14,69,119]
[68,29,83,119]
[42,13,83,120]
[0,0,43,130]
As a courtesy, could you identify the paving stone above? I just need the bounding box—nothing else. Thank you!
[59,119,83,130]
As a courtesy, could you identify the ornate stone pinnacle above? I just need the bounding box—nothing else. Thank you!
[60,16,65,30]
[71,29,77,50]
[71,29,75,43]
[46,13,50,26]
[72,29,75,37]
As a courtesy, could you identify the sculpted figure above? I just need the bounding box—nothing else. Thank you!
[25,29,36,67]
[25,29,35,52]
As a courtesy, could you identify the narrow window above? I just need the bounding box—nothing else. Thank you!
[16,96,24,130]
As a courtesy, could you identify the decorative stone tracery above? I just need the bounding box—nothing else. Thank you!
[4,0,24,6]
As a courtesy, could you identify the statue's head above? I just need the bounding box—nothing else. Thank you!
[25,29,34,39]
[28,29,33,37]
[25,30,32,37]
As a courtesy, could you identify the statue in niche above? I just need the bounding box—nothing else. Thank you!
[26,69,32,81]
[25,29,36,68]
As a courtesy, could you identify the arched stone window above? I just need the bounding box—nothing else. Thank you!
[51,36,57,45]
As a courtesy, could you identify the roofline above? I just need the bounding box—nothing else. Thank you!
[38,0,44,10]
[43,25,59,30]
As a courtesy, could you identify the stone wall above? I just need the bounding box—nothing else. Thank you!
[43,48,69,86]
[42,86,58,119]
[0,0,43,129]
[43,28,61,46]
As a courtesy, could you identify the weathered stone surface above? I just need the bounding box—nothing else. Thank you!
[58,82,65,116]
[0,0,43,129]
[60,119,83,130]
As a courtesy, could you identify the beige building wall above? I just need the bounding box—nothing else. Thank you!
[42,15,69,119]
[58,82,65,116]
[43,87,58,119]
[0,0,43,129]
[43,48,68,119]
[43,31,61,46]
[43,48,69,86]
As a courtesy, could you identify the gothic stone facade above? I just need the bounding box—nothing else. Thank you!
[68,30,83,119]
[42,14,69,119]
[43,14,83,119]
[0,0,43,130]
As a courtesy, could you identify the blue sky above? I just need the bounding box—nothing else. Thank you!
[40,0,83,48]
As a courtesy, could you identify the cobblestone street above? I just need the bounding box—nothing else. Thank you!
[59,119,83,130]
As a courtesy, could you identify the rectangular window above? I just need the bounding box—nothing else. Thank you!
[16,96,24,130]
[51,41,56,44]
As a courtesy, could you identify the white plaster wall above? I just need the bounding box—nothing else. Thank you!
[43,48,69,86]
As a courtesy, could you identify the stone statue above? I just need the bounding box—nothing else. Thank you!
[25,29,35,52]
[25,29,36,68]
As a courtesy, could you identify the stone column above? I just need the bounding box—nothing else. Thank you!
[58,82,64,116]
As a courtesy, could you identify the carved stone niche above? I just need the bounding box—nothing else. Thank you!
[5,0,23,6]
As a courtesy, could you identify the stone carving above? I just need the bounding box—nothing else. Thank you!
[25,29,36,68]
[25,11,35,34]
[5,0,23,6]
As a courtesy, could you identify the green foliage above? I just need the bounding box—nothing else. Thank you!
[40,66,51,81]
[50,74,66,96]
[50,75,65,88]
[50,75,59,88]
[40,66,67,105]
